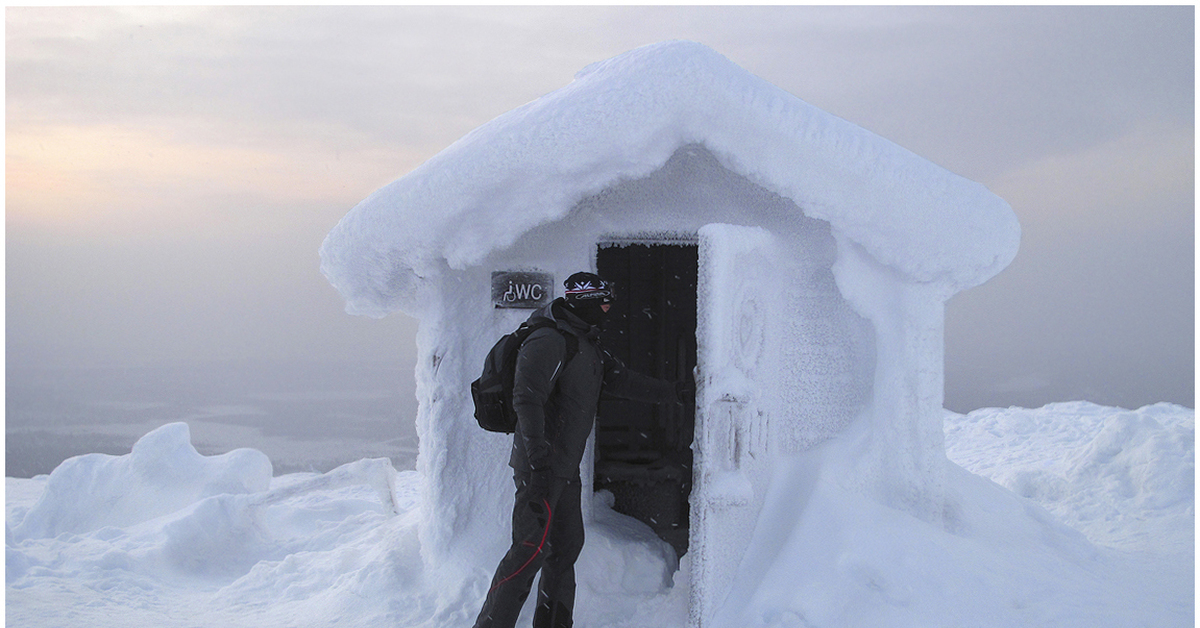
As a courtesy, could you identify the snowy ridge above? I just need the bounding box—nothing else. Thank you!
[7,403,1192,627]
[944,401,1194,554]
[320,41,1018,318]
[11,423,272,541]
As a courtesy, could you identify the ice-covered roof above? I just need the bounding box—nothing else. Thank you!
[321,40,1019,317]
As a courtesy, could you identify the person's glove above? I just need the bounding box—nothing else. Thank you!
[525,438,552,504]
[526,439,551,472]
[525,468,553,516]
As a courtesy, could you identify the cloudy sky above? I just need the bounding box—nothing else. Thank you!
[6,6,1194,413]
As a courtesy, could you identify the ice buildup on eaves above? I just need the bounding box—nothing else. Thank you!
[321,40,1018,319]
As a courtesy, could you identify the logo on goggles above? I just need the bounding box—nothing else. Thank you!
[565,280,613,301]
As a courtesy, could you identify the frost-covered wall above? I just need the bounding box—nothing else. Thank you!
[388,144,994,617]
[832,238,955,524]
[409,145,878,584]
[564,146,875,453]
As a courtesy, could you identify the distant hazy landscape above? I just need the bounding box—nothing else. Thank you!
[6,360,418,477]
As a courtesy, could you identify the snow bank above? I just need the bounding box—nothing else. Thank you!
[709,426,1186,628]
[6,404,1193,627]
[320,40,1018,318]
[7,423,414,625]
[11,422,272,541]
[3,420,676,627]
[945,401,1194,554]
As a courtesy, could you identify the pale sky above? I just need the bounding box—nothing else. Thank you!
[6,5,1194,412]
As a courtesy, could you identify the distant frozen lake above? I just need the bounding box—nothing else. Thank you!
[6,360,418,477]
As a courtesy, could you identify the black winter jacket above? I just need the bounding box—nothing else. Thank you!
[510,298,677,479]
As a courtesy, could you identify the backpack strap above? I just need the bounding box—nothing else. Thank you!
[518,319,580,375]
[562,330,579,369]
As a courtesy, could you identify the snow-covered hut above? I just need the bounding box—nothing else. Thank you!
[320,40,1019,626]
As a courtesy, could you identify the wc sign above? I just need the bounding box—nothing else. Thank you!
[492,271,553,309]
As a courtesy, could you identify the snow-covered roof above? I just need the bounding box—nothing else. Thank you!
[321,40,1019,317]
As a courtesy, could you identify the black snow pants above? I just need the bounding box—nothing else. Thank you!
[473,473,584,628]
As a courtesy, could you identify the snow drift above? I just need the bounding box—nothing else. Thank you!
[6,403,1193,627]
[11,422,272,541]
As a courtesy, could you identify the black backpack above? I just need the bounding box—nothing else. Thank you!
[471,319,579,433]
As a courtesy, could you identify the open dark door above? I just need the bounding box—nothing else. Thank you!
[594,238,698,559]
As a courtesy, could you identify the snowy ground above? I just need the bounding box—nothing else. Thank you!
[6,402,1193,627]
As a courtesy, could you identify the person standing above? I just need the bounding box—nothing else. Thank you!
[473,272,690,628]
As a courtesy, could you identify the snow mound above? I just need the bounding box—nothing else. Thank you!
[574,490,681,622]
[711,435,1156,628]
[11,422,272,541]
[945,401,1194,553]
[7,424,410,625]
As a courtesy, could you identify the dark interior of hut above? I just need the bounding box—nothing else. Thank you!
[594,241,697,559]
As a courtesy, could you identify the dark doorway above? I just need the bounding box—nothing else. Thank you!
[595,240,697,558]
